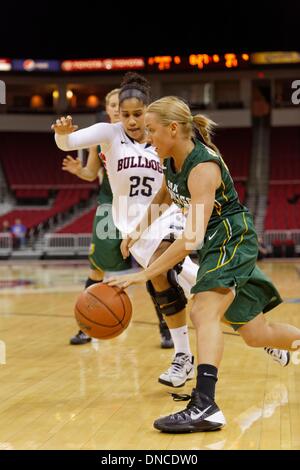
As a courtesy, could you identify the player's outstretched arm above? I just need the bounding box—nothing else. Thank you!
[52,115,115,151]
[108,162,219,289]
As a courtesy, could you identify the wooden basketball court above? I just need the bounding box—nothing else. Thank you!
[0,260,299,450]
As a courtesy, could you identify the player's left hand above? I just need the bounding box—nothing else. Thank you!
[107,271,148,289]
[51,115,78,134]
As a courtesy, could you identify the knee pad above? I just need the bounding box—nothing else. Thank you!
[146,265,187,316]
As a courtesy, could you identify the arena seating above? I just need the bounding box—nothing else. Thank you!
[264,127,300,230]
[0,189,93,233]
[264,183,300,230]
[0,132,97,233]
[214,128,252,181]
[57,206,97,234]
[269,127,300,181]
[0,132,97,190]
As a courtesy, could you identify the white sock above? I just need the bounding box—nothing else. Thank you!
[169,325,192,356]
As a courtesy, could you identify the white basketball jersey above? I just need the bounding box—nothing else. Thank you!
[55,122,163,234]
[100,123,163,234]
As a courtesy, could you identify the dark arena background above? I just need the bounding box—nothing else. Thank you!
[0,1,299,458]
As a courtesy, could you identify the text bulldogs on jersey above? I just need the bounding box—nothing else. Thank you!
[117,156,163,173]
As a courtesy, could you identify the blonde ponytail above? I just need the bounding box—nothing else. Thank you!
[192,115,219,154]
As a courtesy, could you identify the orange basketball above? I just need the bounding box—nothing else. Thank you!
[74,283,132,340]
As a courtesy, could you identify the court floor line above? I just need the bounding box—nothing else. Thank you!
[0,311,240,336]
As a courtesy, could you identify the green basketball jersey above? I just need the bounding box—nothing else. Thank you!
[164,140,247,228]
[97,145,113,204]
[164,139,282,329]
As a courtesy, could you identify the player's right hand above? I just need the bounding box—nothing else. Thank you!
[62,155,82,175]
[120,238,131,259]
[51,115,78,134]
[107,270,149,289]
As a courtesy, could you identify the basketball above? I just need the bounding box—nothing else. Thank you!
[74,283,132,340]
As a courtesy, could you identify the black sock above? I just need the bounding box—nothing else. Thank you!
[196,364,218,402]
[85,277,102,289]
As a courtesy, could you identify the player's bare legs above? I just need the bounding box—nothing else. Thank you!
[238,313,300,350]
[190,288,235,366]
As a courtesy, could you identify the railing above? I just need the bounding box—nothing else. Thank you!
[43,233,92,255]
[0,234,13,256]
[264,230,300,245]
[77,235,92,255]
[3,230,300,258]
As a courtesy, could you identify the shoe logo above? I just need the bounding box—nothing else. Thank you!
[186,367,193,375]
[208,230,218,241]
[190,405,212,421]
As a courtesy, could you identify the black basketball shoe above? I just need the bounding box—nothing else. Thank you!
[70,330,92,345]
[153,388,226,433]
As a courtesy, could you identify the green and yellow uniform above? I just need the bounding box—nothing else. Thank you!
[164,140,282,330]
[89,148,131,272]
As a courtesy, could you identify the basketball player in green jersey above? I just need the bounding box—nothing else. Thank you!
[109,96,300,432]
[63,89,173,348]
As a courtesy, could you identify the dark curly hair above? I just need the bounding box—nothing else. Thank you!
[119,72,151,105]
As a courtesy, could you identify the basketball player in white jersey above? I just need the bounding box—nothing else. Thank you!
[53,73,199,388]
[64,87,173,348]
